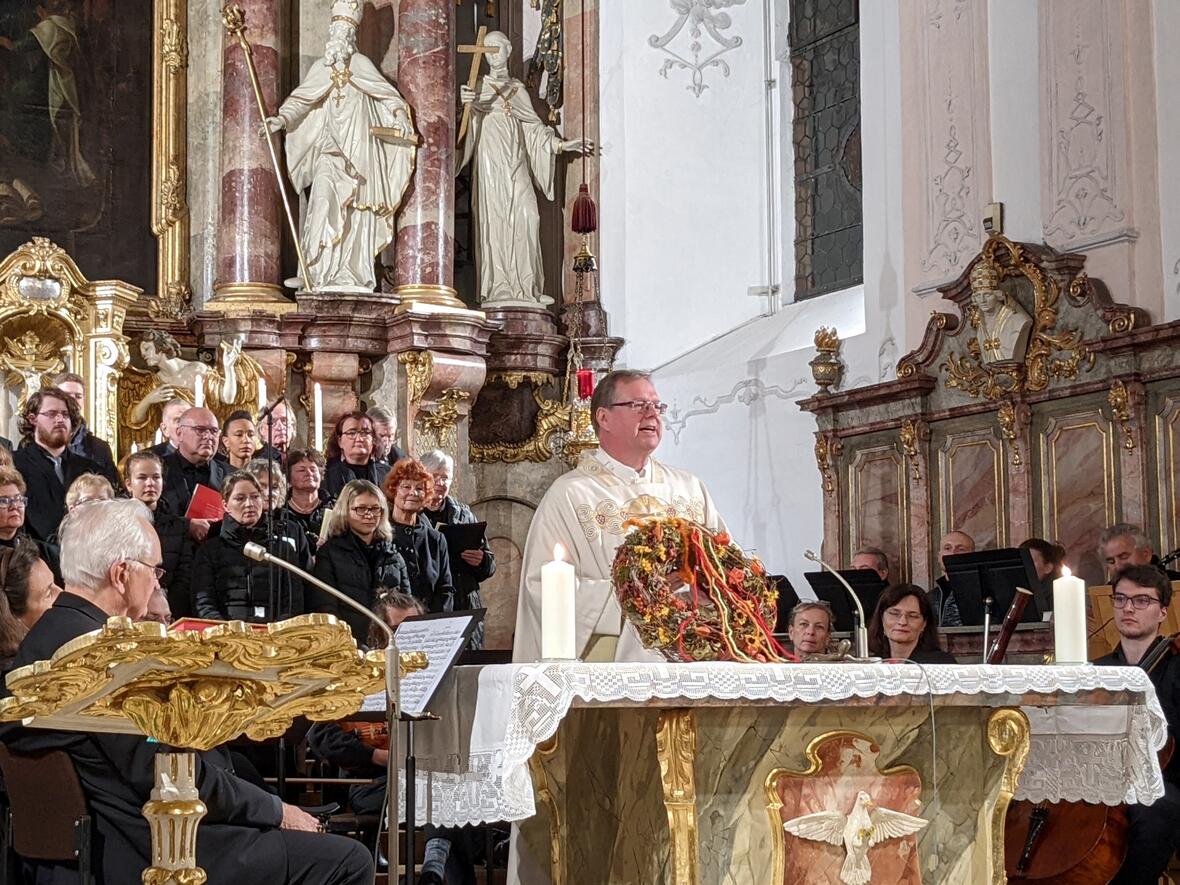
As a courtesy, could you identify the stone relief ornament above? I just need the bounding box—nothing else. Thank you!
[941,235,1092,401]
[264,0,417,293]
[782,790,928,885]
[458,31,592,306]
[649,0,748,98]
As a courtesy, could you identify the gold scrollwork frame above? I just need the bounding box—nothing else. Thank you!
[765,730,923,885]
[149,0,191,317]
[986,708,1031,885]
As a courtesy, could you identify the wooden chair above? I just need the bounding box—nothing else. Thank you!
[0,744,94,885]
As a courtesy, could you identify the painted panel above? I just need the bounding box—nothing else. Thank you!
[849,445,907,577]
[939,432,1005,550]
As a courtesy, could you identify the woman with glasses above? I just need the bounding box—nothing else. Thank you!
[192,472,305,622]
[313,481,412,643]
[219,409,259,471]
[0,466,29,550]
[867,583,956,663]
[285,449,334,552]
[244,458,313,572]
[324,411,391,498]
[383,458,454,613]
[0,537,61,672]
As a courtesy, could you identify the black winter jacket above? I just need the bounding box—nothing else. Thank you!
[312,530,412,645]
[153,509,195,618]
[391,514,454,614]
[425,496,496,648]
[191,515,307,622]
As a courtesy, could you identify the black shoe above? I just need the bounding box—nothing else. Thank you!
[418,874,443,885]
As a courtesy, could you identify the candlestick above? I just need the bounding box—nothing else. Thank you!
[1052,566,1087,663]
[540,544,577,660]
[313,383,324,453]
[258,377,268,414]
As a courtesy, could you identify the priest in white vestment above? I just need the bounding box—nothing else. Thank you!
[513,370,728,663]
[266,2,415,293]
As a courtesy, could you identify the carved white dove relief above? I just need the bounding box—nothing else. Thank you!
[782,790,928,885]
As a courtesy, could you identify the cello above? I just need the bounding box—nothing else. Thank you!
[998,609,1180,881]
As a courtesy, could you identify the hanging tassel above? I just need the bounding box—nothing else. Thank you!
[571,183,598,235]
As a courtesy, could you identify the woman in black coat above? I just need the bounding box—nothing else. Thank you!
[323,411,391,498]
[313,480,412,645]
[192,472,307,622]
[383,458,454,614]
[123,451,195,618]
[285,448,334,552]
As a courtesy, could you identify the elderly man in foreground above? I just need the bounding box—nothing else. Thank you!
[0,498,371,885]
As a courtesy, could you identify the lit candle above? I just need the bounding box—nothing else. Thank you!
[313,382,324,452]
[541,543,577,660]
[193,376,204,408]
[1052,566,1087,663]
[258,376,268,413]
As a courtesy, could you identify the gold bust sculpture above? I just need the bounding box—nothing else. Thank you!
[969,259,1033,364]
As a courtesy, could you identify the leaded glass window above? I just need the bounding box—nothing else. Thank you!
[789,0,862,299]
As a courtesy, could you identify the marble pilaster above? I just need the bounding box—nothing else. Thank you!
[391,0,462,309]
[309,352,362,447]
[209,0,290,312]
[485,306,567,377]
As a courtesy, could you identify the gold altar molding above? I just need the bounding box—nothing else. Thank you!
[986,708,1031,885]
[151,0,191,315]
[656,709,700,885]
[0,238,138,450]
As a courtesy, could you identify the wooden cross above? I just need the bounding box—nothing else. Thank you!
[456,26,492,147]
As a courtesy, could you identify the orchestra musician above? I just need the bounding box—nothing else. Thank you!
[1093,565,1180,884]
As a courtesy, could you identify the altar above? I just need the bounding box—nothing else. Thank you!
[397,661,1165,885]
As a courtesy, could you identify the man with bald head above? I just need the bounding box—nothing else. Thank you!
[161,407,231,541]
[934,529,976,627]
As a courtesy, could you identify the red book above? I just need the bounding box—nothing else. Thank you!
[185,484,224,521]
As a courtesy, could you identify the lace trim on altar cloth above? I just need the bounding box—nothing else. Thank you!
[395,662,1167,826]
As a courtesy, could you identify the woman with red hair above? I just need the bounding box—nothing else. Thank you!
[383,458,453,613]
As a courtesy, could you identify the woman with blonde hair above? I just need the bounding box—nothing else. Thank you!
[65,473,114,511]
[313,480,411,643]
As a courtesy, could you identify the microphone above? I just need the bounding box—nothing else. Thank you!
[242,541,401,879]
[257,393,286,421]
[804,549,870,659]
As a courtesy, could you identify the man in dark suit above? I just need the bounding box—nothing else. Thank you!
[52,372,120,486]
[149,396,190,457]
[257,399,297,466]
[1,498,372,885]
[160,407,231,543]
[13,388,100,545]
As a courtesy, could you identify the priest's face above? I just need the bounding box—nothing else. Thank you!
[597,377,664,462]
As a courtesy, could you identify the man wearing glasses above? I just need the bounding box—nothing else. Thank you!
[1094,565,1180,883]
[160,407,231,542]
[514,369,727,663]
[13,388,100,546]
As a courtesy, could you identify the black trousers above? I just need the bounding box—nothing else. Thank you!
[1111,783,1180,885]
[285,831,374,885]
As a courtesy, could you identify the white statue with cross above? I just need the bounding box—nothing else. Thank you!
[264,0,417,293]
[457,30,593,307]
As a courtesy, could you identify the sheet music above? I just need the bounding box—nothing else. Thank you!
[362,614,474,717]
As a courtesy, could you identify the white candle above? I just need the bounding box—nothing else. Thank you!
[193,376,205,408]
[1052,566,1088,663]
[258,377,268,413]
[541,543,577,660]
[154,428,163,445]
[313,382,324,452]
[130,442,139,454]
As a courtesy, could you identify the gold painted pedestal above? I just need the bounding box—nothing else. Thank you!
[0,614,425,884]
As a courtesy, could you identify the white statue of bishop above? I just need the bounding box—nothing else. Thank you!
[265,0,416,293]
[458,31,592,307]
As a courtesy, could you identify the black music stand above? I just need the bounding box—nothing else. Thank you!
[804,570,887,633]
[769,575,802,633]
[942,548,1042,627]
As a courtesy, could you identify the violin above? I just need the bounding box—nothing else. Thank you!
[1002,631,1180,882]
[339,720,389,751]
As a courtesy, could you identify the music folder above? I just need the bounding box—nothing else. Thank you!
[803,570,887,633]
[942,548,1043,627]
[437,521,486,553]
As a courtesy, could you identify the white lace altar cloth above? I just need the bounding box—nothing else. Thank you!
[394,662,1166,826]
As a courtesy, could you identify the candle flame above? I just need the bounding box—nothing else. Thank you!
[553,543,567,563]
[1062,566,1071,578]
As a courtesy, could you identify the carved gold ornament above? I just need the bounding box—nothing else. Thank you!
[814,432,842,496]
[0,614,427,752]
[1108,379,1135,451]
[898,419,925,481]
[987,708,1031,885]
[996,400,1025,467]
[416,388,470,455]
[470,386,574,464]
[399,350,434,406]
[656,709,700,885]
[152,0,191,308]
[941,236,1093,401]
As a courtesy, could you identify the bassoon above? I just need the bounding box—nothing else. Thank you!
[986,586,1034,664]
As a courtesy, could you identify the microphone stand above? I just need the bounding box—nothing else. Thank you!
[981,596,994,664]
[804,549,870,659]
[243,542,401,881]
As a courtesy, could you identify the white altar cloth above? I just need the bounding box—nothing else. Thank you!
[395,662,1167,825]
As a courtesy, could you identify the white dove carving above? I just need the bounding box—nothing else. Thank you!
[782,789,928,885]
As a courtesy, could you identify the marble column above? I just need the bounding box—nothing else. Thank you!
[391,0,463,310]
[209,0,290,311]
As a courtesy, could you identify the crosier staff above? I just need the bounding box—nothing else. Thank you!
[221,4,312,289]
